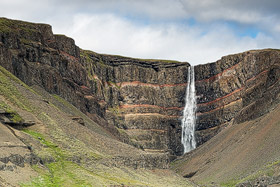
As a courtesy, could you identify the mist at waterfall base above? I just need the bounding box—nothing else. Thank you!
[181,66,197,154]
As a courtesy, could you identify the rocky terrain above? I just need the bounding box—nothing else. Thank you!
[0,17,280,186]
[0,57,190,186]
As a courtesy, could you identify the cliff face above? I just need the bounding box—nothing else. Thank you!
[0,62,191,186]
[0,17,280,159]
[0,18,92,114]
[79,52,190,155]
[195,50,280,146]
[0,18,189,156]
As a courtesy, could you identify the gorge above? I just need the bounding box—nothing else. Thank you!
[0,17,280,186]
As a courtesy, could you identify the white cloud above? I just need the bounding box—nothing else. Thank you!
[47,13,278,65]
[179,0,280,36]
[0,0,280,65]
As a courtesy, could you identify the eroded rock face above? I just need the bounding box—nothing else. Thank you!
[1,18,280,157]
[0,18,190,156]
[79,52,190,156]
[195,50,280,146]
[79,49,280,155]
[0,18,111,133]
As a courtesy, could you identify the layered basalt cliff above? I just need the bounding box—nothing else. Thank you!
[0,18,118,137]
[0,18,189,156]
[79,51,190,155]
[0,18,280,159]
[195,50,280,145]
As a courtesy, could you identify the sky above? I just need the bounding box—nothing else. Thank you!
[1,0,280,65]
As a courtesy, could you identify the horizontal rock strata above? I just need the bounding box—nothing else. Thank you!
[195,50,280,145]
[1,18,280,157]
[81,51,190,155]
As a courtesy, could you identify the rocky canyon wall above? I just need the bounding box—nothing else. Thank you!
[195,50,280,145]
[0,18,189,156]
[78,51,190,155]
[1,18,280,157]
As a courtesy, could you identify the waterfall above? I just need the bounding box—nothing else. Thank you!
[181,66,197,154]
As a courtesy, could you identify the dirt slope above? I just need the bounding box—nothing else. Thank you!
[172,99,280,186]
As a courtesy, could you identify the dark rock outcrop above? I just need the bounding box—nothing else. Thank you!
[0,110,35,129]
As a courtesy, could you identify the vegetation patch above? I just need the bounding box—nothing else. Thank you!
[0,18,39,36]
[0,66,33,112]
[80,50,94,64]
[108,106,122,116]
[0,101,24,123]
[20,129,168,187]
[22,129,63,160]
[22,161,93,187]
[99,53,182,64]
[220,159,280,187]
[52,94,76,111]
[107,81,121,89]
[20,38,34,46]
[0,65,35,92]
[37,111,104,161]
[9,111,24,123]
[138,58,181,64]
[220,179,240,187]
[21,129,92,187]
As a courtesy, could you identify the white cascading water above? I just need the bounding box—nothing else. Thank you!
[181,66,197,154]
